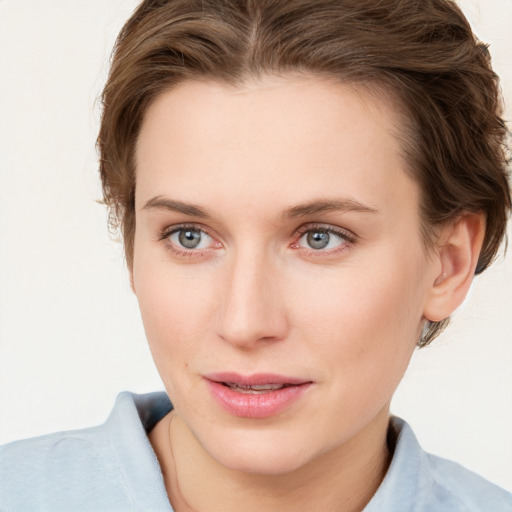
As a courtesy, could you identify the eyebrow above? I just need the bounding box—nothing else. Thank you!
[281,198,379,218]
[142,195,379,219]
[142,196,211,218]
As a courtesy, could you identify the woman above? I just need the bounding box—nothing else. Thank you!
[1,0,511,510]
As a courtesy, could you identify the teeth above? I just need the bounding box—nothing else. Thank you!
[249,384,285,391]
[225,383,287,393]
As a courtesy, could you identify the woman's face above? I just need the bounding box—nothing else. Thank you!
[132,75,439,474]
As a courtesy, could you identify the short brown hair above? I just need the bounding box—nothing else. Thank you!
[98,0,511,345]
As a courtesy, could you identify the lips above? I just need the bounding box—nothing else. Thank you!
[204,372,313,418]
[223,382,291,393]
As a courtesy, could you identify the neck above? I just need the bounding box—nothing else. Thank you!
[150,409,391,512]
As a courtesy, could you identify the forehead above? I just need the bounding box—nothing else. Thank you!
[135,75,418,222]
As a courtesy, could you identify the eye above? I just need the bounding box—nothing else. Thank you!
[164,226,218,252]
[174,228,205,249]
[293,226,354,253]
[304,230,332,250]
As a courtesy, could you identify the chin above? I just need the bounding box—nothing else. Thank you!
[203,424,318,476]
[217,447,312,476]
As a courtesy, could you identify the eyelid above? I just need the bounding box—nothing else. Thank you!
[290,223,357,254]
[157,221,356,258]
[293,223,357,243]
[159,222,216,240]
[158,222,222,257]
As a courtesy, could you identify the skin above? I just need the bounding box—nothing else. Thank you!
[131,75,484,511]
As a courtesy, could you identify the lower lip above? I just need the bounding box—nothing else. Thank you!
[206,380,312,418]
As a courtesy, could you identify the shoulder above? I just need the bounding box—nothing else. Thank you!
[365,417,512,512]
[0,391,173,512]
[424,451,512,512]
[0,423,114,510]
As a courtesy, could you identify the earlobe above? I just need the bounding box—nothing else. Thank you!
[423,212,486,323]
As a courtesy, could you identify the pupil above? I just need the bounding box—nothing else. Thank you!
[179,229,201,249]
[307,231,330,249]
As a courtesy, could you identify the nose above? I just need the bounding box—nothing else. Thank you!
[216,250,289,349]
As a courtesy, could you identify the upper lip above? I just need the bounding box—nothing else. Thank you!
[204,372,312,386]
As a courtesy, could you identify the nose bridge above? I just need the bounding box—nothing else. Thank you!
[217,245,287,347]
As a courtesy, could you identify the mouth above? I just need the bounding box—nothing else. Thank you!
[220,382,295,394]
[204,372,313,418]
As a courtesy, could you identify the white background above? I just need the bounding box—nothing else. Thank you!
[0,0,511,492]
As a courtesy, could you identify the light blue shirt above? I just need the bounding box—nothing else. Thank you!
[1,392,511,511]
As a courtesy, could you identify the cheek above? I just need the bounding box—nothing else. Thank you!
[134,269,215,414]
[133,256,217,369]
[289,256,425,385]
[293,263,422,337]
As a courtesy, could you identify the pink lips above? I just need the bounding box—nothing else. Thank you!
[204,372,313,418]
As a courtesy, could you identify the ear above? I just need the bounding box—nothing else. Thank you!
[423,212,486,322]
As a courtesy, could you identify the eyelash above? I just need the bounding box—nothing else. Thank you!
[158,223,357,259]
[291,224,356,257]
[158,223,220,259]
